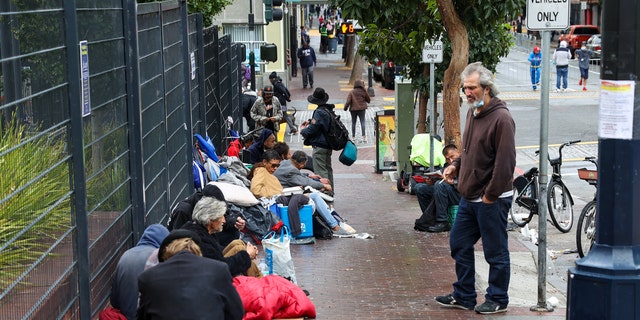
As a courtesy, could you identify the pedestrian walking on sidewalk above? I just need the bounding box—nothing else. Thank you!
[553,41,571,92]
[435,62,516,315]
[574,43,593,91]
[343,79,370,143]
[300,88,335,191]
[297,42,316,89]
[528,46,542,91]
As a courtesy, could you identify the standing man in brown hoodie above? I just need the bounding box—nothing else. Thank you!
[343,79,371,143]
[435,62,516,315]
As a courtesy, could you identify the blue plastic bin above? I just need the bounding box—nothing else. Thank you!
[277,204,314,238]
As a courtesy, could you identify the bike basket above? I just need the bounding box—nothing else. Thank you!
[577,168,598,183]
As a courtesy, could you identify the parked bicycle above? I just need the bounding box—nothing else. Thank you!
[510,140,581,233]
[576,156,598,258]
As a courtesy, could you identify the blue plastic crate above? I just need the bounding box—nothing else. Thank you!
[277,204,314,238]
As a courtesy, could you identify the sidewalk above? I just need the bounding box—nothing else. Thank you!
[282,32,568,319]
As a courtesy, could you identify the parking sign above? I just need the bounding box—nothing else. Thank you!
[526,0,570,30]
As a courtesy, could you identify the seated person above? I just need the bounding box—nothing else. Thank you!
[137,229,244,320]
[247,128,276,164]
[110,224,169,320]
[273,142,328,190]
[228,134,254,159]
[168,183,246,248]
[181,196,262,277]
[414,144,461,233]
[251,150,354,236]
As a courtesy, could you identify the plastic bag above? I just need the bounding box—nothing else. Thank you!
[262,226,296,283]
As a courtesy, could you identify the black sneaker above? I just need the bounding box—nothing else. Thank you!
[434,294,472,310]
[474,300,507,314]
[427,222,451,233]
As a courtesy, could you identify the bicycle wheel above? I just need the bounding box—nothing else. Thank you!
[547,181,574,233]
[576,201,597,258]
[510,186,533,227]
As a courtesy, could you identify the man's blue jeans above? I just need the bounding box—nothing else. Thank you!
[449,197,512,308]
[414,183,434,214]
[556,66,568,90]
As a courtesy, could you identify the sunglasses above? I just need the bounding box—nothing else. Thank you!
[268,162,280,169]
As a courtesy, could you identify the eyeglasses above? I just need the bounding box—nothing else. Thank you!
[268,162,280,169]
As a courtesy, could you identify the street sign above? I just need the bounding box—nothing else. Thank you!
[421,40,443,63]
[526,0,570,30]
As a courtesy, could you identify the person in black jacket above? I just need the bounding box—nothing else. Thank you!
[241,87,258,132]
[167,184,244,248]
[137,229,245,320]
[180,196,261,277]
[300,88,335,191]
[296,42,316,89]
[269,72,297,134]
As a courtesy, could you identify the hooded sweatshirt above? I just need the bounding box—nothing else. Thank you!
[247,128,274,164]
[110,224,169,320]
[454,97,516,202]
[344,79,371,112]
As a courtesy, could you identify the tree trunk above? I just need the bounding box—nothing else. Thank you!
[349,54,365,85]
[436,0,468,148]
[345,35,356,68]
[417,64,429,133]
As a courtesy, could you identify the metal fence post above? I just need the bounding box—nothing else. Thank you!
[124,0,146,236]
[62,1,91,318]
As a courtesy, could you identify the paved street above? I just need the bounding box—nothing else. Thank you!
[266,26,600,318]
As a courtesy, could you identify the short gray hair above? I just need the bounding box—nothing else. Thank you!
[192,197,227,226]
[461,62,500,97]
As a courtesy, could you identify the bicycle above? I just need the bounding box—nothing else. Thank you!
[576,156,598,258]
[510,140,581,233]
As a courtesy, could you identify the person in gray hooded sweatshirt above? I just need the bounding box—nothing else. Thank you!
[110,224,169,319]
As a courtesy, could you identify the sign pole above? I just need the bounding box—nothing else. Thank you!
[429,62,435,172]
[525,0,569,313]
[532,30,553,312]
[422,39,443,170]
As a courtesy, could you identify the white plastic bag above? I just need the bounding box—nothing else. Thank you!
[262,226,296,283]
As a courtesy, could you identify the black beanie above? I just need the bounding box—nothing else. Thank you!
[157,229,203,262]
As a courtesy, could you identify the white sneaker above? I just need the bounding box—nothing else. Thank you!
[554,88,560,93]
[339,222,357,234]
[333,227,352,237]
[562,88,567,92]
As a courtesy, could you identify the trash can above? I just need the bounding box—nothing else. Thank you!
[328,37,338,53]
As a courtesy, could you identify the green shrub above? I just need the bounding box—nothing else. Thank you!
[0,115,71,289]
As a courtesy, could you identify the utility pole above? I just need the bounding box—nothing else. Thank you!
[248,0,256,91]
[567,1,640,319]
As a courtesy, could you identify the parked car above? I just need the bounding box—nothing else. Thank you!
[585,34,601,60]
[381,61,405,90]
[558,25,600,56]
[372,58,383,82]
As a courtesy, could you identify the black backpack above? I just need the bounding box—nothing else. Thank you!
[312,213,333,240]
[317,106,349,150]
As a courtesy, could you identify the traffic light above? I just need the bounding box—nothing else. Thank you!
[260,43,278,62]
[264,0,283,23]
[340,22,354,34]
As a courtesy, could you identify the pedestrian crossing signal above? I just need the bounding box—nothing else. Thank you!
[340,22,354,34]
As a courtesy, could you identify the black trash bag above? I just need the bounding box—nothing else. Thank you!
[241,204,281,244]
[414,200,436,232]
